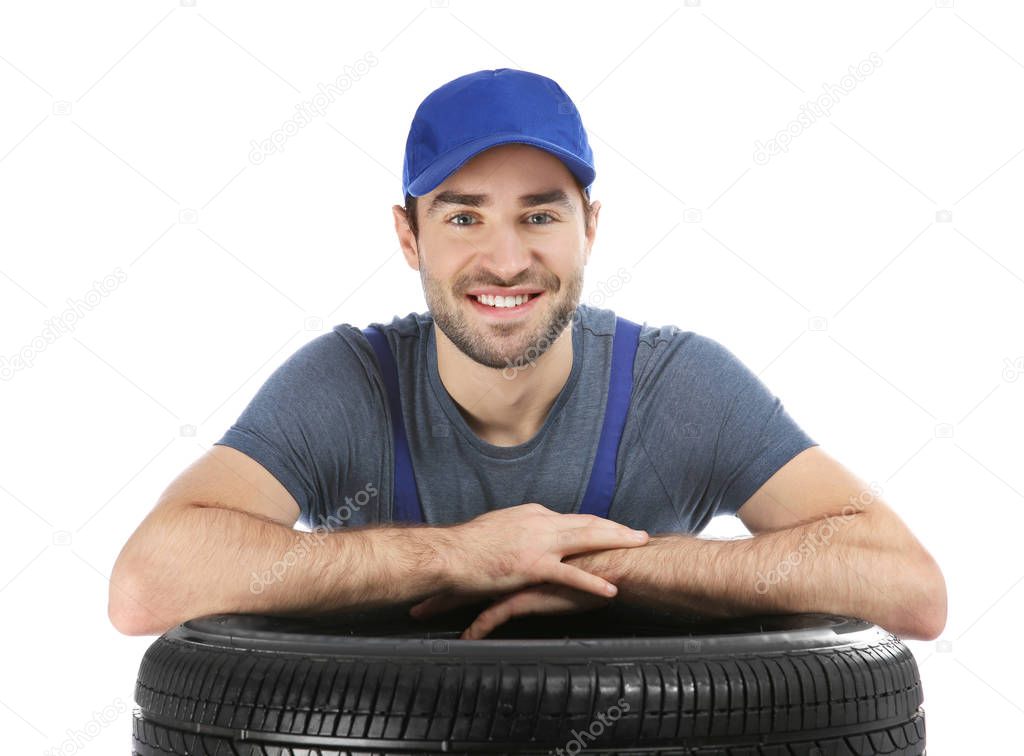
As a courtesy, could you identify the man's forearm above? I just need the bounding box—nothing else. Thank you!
[109,503,453,635]
[567,510,946,639]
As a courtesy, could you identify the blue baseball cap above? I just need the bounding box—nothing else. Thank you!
[401,68,595,199]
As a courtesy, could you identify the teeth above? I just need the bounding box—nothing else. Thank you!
[474,293,534,308]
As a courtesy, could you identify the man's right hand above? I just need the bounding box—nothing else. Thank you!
[438,503,649,599]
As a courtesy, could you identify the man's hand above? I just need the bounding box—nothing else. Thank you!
[410,582,609,639]
[410,541,639,639]
[439,503,649,599]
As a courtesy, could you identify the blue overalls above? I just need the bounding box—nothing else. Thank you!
[362,316,642,524]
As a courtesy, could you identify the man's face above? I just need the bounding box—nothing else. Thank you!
[395,143,599,370]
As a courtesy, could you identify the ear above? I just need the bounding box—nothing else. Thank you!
[583,199,601,265]
[392,204,420,270]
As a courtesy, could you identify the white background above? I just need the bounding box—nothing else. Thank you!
[2,1,1022,753]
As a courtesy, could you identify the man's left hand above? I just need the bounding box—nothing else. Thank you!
[411,582,610,639]
[409,546,635,639]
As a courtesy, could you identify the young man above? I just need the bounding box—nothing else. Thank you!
[109,69,946,642]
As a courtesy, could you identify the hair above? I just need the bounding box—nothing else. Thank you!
[403,178,593,240]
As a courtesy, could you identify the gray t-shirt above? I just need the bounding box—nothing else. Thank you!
[214,304,817,533]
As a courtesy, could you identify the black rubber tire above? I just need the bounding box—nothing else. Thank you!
[131,604,926,755]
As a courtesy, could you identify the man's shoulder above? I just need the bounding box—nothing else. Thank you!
[360,310,432,337]
[578,304,704,351]
[640,323,735,364]
[331,311,433,352]
[574,304,719,379]
[629,318,754,396]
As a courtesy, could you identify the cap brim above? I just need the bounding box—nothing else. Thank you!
[406,133,595,197]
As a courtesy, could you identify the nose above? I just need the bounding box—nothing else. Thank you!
[478,221,533,281]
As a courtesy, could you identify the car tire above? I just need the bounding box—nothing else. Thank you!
[131,603,926,755]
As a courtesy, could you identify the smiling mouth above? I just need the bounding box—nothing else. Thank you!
[465,291,544,316]
[469,292,541,307]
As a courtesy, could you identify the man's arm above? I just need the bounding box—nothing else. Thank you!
[110,502,649,636]
[108,444,439,635]
[111,443,461,636]
[446,446,947,641]
[109,499,452,636]
[109,448,649,636]
[568,446,947,640]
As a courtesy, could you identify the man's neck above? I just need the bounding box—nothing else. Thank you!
[434,322,574,447]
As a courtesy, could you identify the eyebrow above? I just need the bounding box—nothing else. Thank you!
[425,188,576,218]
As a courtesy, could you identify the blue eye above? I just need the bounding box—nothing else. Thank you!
[445,212,558,227]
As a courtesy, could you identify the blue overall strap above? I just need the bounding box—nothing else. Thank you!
[577,317,643,520]
[362,326,425,525]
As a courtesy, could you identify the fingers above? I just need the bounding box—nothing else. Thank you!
[461,602,517,639]
[460,584,610,640]
[451,506,649,599]
[554,522,649,556]
[461,589,544,640]
[409,594,448,619]
[544,561,619,598]
[410,591,486,619]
